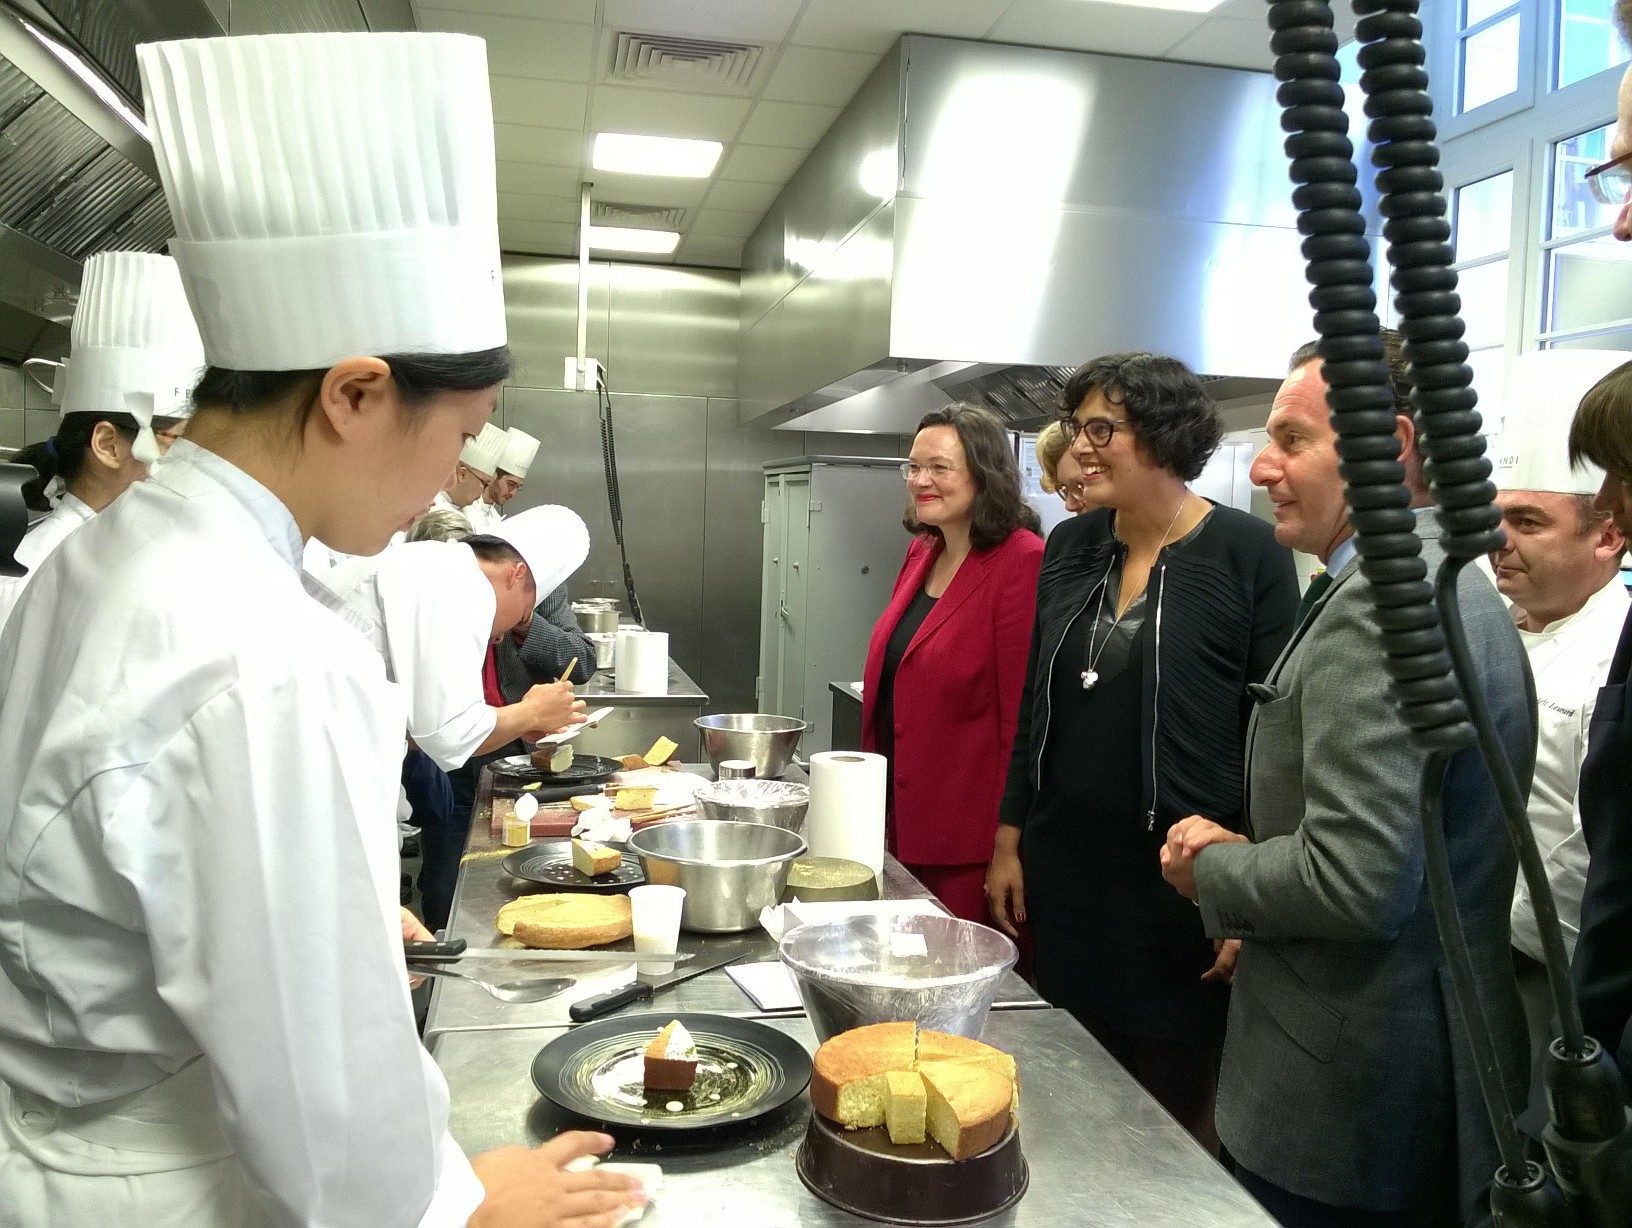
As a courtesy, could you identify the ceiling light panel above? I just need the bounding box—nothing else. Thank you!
[593,131,723,178]
[587,224,681,254]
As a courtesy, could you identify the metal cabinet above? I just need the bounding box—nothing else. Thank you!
[758,456,907,755]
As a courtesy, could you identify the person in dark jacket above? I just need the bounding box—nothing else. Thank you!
[986,352,1299,1152]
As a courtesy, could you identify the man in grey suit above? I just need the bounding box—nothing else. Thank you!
[1161,333,1536,1226]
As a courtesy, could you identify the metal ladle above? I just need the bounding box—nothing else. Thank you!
[410,962,573,1004]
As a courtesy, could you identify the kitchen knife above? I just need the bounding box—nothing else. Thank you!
[404,939,694,968]
[568,950,750,1022]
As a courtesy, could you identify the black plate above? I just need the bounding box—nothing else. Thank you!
[491,752,621,787]
[531,1012,812,1132]
[503,845,644,892]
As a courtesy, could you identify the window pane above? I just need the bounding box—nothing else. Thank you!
[1464,0,1517,26]
[1553,123,1621,238]
[1460,16,1521,112]
[1457,259,1511,348]
[1547,234,1632,332]
[1558,0,1632,89]
[1467,347,1508,439]
[1549,329,1632,352]
[1455,172,1514,261]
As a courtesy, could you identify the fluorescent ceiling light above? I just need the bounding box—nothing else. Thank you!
[586,225,681,254]
[21,20,149,140]
[593,132,722,178]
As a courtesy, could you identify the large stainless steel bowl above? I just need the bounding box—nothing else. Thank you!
[693,779,810,832]
[695,713,807,779]
[778,913,1018,1042]
[627,820,807,932]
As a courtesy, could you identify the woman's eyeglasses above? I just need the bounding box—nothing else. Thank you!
[1055,482,1087,503]
[1584,149,1632,207]
[1057,415,1125,447]
[900,461,961,480]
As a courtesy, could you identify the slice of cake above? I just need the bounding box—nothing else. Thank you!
[918,1058,1012,1161]
[643,1020,700,1093]
[570,838,621,877]
[810,1021,918,1127]
[883,1070,927,1145]
[613,785,657,811]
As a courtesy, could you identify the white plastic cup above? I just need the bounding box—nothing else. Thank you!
[630,884,685,975]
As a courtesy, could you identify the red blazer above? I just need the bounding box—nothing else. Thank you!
[861,527,1043,866]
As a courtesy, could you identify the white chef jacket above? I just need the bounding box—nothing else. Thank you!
[1511,574,1631,963]
[462,497,503,534]
[320,540,499,771]
[0,492,95,631]
[300,535,351,574]
[0,441,482,1225]
[430,490,458,514]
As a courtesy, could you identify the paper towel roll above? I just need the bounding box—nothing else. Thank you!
[615,630,668,694]
[805,750,887,886]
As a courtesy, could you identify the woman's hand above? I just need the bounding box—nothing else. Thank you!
[470,1132,644,1228]
[985,846,1027,939]
[1202,938,1240,985]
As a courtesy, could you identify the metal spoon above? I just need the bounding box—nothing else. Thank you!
[410,962,573,1004]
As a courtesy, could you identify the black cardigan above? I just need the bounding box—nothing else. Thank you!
[999,504,1299,833]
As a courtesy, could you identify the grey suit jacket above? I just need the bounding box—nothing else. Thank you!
[1195,509,1536,1222]
[494,584,594,702]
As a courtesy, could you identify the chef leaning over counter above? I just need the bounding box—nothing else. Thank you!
[0,30,642,1228]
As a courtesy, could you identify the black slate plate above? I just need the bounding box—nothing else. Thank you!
[491,752,621,787]
[502,845,644,893]
[531,1012,812,1132]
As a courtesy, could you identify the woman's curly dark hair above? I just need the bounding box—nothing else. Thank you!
[1056,352,1222,482]
[902,403,1041,550]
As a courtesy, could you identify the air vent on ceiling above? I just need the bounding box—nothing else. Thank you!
[592,201,687,231]
[607,32,762,92]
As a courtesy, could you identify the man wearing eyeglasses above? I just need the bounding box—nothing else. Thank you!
[1592,21,1632,241]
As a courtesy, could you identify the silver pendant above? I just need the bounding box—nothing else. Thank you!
[1081,670,1099,690]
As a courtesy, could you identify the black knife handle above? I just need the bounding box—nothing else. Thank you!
[404,939,467,963]
[570,980,655,1021]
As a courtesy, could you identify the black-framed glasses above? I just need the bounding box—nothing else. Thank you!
[1585,149,1632,207]
[1055,481,1087,503]
[1057,414,1126,448]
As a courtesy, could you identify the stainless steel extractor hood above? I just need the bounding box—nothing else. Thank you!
[738,36,1379,434]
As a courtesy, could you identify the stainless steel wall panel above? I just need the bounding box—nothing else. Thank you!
[606,264,738,400]
[501,256,610,391]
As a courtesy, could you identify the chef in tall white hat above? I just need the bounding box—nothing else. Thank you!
[436,420,507,514]
[1490,348,1632,1075]
[0,251,203,631]
[0,31,640,1228]
[467,425,539,531]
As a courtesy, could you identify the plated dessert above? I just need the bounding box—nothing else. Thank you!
[643,1019,700,1093]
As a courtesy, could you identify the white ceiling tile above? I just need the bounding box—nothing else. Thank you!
[790,0,1014,53]
[676,235,745,268]
[761,45,884,107]
[489,76,591,130]
[588,171,713,209]
[499,218,580,256]
[603,0,805,44]
[495,124,586,166]
[986,1,1202,57]
[417,10,596,81]
[691,206,764,238]
[739,100,843,148]
[700,178,782,213]
[497,161,585,196]
[1164,17,1277,72]
[499,191,582,224]
[717,143,810,183]
[590,86,753,142]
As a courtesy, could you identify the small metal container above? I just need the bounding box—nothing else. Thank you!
[627,820,807,933]
[717,759,757,781]
[571,600,620,635]
[585,632,616,671]
[695,713,807,780]
[693,779,810,833]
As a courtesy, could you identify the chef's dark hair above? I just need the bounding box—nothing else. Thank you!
[191,347,513,416]
[1569,358,1632,481]
[902,403,1042,549]
[462,534,538,591]
[1057,352,1221,482]
[12,412,139,511]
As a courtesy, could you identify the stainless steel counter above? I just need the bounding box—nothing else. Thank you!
[431,1008,1275,1227]
[579,658,708,706]
[423,765,1045,1040]
[571,658,708,759]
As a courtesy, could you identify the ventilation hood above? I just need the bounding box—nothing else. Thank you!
[739,36,1376,435]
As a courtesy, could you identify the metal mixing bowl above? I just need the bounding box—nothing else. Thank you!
[778,913,1018,1042]
[693,779,810,832]
[695,713,807,779]
[627,820,807,933]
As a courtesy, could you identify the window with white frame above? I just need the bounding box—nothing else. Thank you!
[1452,171,1518,427]
[1555,0,1631,90]
[1542,121,1632,353]
[1460,1,1525,113]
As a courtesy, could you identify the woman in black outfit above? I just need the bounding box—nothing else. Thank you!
[985,353,1298,1152]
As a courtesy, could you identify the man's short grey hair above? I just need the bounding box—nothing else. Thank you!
[406,508,472,543]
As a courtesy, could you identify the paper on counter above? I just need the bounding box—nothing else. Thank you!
[564,1156,661,1225]
[572,805,630,845]
[726,960,803,1012]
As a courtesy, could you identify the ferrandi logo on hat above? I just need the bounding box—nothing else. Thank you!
[134,33,506,371]
[1492,350,1632,495]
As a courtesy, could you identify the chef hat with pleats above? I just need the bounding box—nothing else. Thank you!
[460,423,508,478]
[493,505,589,597]
[1493,350,1632,494]
[497,428,540,478]
[135,33,505,372]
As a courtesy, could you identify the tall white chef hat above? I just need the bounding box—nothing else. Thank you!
[136,33,505,372]
[459,423,508,478]
[1493,350,1632,495]
[497,427,540,479]
[493,505,589,597]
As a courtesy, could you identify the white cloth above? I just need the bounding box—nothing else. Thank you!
[0,441,482,1225]
[0,494,96,632]
[320,540,498,771]
[1510,575,1632,962]
[463,497,504,534]
[300,537,351,575]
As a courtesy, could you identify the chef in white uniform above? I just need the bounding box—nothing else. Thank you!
[436,422,507,515]
[1490,349,1632,1068]
[466,426,538,531]
[0,30,640,1228]
[0,252,203,631]
[321,504,593,770]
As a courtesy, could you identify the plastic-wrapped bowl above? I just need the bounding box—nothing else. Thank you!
[778,913,1018,1042]
[693,778,810,832]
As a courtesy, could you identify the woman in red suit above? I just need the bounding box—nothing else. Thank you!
[861,404,1044,924]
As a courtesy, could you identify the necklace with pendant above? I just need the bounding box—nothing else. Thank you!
[1080,493,1190,690]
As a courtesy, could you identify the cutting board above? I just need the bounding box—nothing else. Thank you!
[489,795,695,839]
